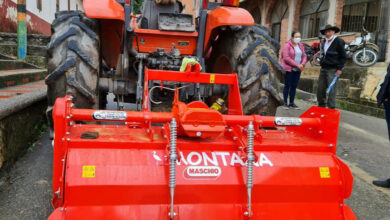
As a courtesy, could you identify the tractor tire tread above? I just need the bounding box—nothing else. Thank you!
[45,58,75,84]
[46,11,100,137]
[209,24,283,115]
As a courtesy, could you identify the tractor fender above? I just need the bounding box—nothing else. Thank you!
[83,0,124,21]
[204,6,254,52]
[84,0,125,68]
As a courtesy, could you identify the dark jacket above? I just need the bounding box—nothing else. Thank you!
[320,37,347,71]
[377,64,390,107]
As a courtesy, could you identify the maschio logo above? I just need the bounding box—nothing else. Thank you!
[150,151,274,180]
[184,166,221,180]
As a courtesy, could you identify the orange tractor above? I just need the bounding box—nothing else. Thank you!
[46,0,356,219]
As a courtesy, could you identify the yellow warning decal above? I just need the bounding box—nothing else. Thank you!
[210,74,215,83]
[319,167,330,178]
[82,165,95,178]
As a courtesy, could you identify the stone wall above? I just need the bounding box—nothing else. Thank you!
[0,100,47,170]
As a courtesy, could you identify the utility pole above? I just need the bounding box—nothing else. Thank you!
[17,0,27,59]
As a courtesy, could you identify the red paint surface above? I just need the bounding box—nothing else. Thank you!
[32,82,45,85]
[6,81,15,86]
[48,68,356,220]
[0,0,50,35]
[19,85,41,88]
[0,95,13,99]
[0,89,31,93]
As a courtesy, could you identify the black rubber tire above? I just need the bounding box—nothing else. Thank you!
[45,11,100,130]
[208,25,284,116]
[352,48,378,67]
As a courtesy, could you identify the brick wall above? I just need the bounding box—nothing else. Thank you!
[334,0,344,28]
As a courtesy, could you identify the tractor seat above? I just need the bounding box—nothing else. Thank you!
[138,0,195,32]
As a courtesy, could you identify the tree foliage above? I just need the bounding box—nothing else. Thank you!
[133,0,144,14]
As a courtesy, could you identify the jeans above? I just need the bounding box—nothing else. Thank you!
[317,68,338,109]
[384,100,390,141]
[283,70,301,105]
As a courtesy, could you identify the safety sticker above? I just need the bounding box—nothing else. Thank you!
[210,74,215,83]
[82,165,95,178]
[319,167,330,178]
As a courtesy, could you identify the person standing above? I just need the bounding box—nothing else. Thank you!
[317,25,347,109]
[376,63,390,141]
[280,31,307,109]
[372,63,390,188]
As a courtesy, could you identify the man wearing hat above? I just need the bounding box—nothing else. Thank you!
[317,24,347,109]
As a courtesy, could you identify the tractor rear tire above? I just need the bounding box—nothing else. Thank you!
[45,11,100,134]
[208,25,284,116]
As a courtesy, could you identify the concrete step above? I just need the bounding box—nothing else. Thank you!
[0,52,47,68]
[0,59,39,70]
[336,98,385,118]
[0,53,14,60]
[348,87,362,100]
[0,32,50,47]
[279,83,386,119]
[0,80,46,99]
[301,67,320,78]
[24,56,47,68]
[0,44,47,57]
[0,69,47,89]
[0,79,47,169]
[298,76,351,98]
[302,66,367,86]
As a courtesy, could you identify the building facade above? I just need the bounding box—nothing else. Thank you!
[0,0,83,35]
[240,0,390,62]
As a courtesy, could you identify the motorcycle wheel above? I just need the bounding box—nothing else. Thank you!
[352,48,378,67]
[310,52,322,66]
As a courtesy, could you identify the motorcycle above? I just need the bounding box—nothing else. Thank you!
[345,27,379,67]
[304,36,323,66]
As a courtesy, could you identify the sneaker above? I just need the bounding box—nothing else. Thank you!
[282,104,289,109]
[289,103,301,110]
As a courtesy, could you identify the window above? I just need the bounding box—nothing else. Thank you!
[299,0,329,39]
[56,0,60,11]
[37,0,42,11]
[341,0,380,34]
[271,0,289,42]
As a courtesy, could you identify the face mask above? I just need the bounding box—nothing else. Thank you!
[325,35,334,41]
[293,38,301,44]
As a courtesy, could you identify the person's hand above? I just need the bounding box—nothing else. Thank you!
[336,70,342,76]
[298,64,304,71]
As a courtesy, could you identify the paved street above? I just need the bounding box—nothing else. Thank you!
[0,98,390,219]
